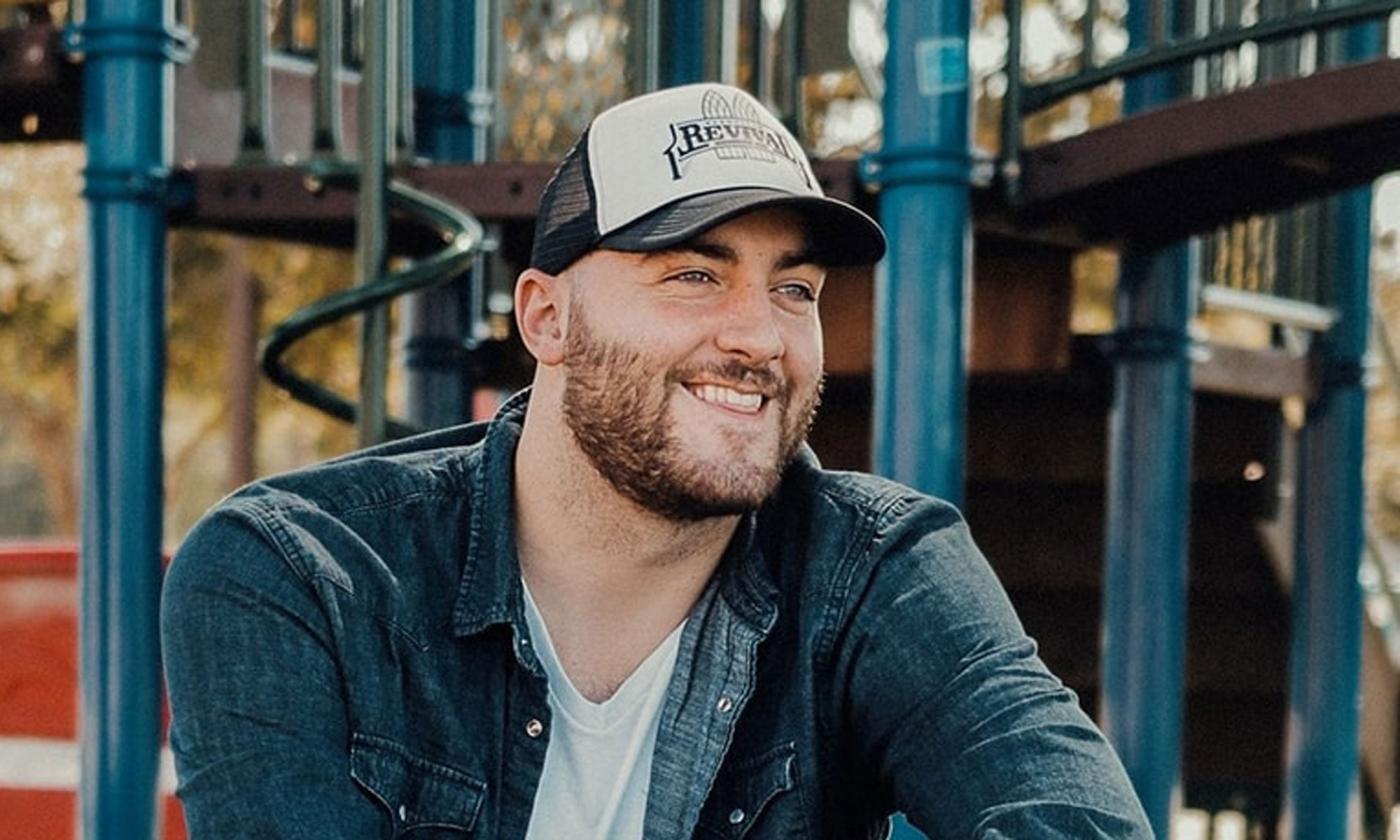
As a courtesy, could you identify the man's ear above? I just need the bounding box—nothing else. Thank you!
[515,267,567,366]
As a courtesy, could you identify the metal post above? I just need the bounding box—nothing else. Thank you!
[313,0,344,155]
[1281,20,1381,840]
[1001,0,1023,198]
[402,0,490,428]
[240,0,270,161]
[659,0,706,86]
[395,0,415,160]
[867,0,973,505]
[1100,240,1196,838]
[870,2,973,834]
[1097,0,1194,833]
[66,0,185,836]
[357,0,391,445]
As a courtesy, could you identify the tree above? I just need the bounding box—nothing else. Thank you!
[0,141,368,542]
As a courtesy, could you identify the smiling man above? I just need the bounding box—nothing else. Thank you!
[162,84,1151,839]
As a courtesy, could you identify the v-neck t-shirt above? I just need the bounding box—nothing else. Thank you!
[521,579,686,840]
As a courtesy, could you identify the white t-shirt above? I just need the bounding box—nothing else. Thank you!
[521,579,685,840]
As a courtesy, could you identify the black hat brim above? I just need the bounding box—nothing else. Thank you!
[596,188,886,267]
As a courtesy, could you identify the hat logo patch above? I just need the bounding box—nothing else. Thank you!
[662,90,810,186]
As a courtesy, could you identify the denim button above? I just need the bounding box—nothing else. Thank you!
[716,696,733,713]
[728,808,745,824]
[525,718,545,738]
[397,805,407,821]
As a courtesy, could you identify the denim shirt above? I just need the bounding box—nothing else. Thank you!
[162,390,1151,839]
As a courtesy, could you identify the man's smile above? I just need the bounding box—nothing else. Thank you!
[682,382,771,417]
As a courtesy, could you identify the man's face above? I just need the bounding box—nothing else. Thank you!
[559,207,826,521]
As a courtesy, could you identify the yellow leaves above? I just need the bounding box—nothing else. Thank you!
[496,1,634,162]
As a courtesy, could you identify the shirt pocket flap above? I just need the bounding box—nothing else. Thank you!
[350,733,486,834]
[697,742,798,839]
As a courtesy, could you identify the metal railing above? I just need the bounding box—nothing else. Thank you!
[998,0,1399,333]
[260,163,483,439]
[235,0,486,444]
[267,0,362,66]
[1000,0,1400,195]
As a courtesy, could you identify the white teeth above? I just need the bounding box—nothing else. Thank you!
[690,384,763,413]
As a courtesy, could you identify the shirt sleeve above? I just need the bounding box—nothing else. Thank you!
[161,506,389,838]
[833,495,1153,839]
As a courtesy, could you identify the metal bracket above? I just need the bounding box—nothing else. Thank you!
[1317,354,1374,390]
[82,165,192,207]
[62,21,196,64]
[858,146,974,191]
[1098,326,1197,362]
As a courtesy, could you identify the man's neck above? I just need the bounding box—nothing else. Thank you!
[511,398,738,700]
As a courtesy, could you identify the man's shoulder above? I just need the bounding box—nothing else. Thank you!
[227,419,491,518]
[772,454,967,542]
[757,454,978,606]
[173,420,492,590]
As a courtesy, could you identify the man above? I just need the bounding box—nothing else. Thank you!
[163,84,1151,839]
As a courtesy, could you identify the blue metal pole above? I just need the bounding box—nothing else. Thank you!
[867,0,973,506]
[1282,21,1380,840]
[660,0,706,86]
[67,0,184,837]
[413,0,480,162]
[867,1,972,836]
[1098,0,1193,832]
[1099,241,1195,837]
[406,0,491,427]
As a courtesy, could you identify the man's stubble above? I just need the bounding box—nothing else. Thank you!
[559,291,822,522]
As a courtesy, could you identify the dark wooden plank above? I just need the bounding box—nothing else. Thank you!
[1192,341,1315,401]
[1012,58,1400,246]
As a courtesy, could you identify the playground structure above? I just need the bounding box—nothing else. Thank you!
[6,0,1400,836]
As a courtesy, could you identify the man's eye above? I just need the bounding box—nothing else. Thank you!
[668,270,715,285]
[776,282,817,302]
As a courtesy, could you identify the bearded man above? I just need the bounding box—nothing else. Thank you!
[162,84,1151,839]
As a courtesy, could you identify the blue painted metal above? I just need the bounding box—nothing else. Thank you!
[1097,0,1194,832]
[66,1,187,837]
[660,0,706,86]
[1099,242,1195,838]
[406,0,488,427]
[867,1,973,835]
[413,0,482,171]
[1282,20,1381,840]
[867,0,973,506]
[406,0,492,425]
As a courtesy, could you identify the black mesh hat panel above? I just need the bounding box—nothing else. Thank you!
[529,129,600,274]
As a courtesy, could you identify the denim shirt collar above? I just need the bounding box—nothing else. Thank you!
[452,388,532,647]
[450,388,782,648]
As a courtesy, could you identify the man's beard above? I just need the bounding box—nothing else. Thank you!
[560,301,821,522]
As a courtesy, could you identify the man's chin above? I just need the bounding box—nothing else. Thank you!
[666,455,785,516]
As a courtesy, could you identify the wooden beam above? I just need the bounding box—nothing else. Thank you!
[1192,341,1315,401]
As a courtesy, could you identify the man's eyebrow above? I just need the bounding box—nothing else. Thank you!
[776,249,820,270]
[643,241,738,263]
[643,241,820,270]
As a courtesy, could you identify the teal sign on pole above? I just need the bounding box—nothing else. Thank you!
[915,37,968,95]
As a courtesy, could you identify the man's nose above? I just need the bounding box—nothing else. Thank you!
[714,283,784,364]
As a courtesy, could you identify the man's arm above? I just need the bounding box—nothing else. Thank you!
[161,507,387,838]
[834,497,1152,839]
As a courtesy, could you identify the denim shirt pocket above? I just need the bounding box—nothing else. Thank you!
[350,732,487,837]
[695,742,799,839]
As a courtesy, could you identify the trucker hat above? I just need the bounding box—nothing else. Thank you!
[529,83,886,274]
